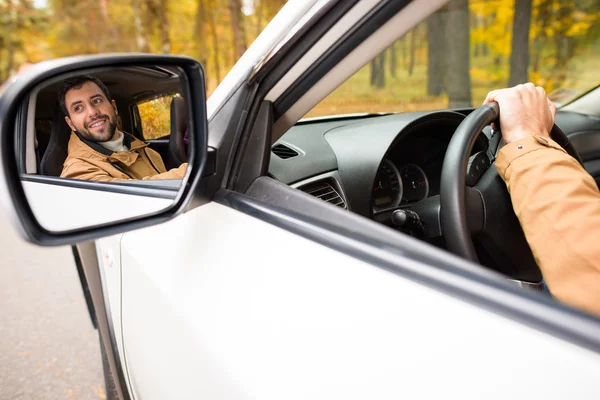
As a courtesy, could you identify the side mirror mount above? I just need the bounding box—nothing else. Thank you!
[0,54,208,245]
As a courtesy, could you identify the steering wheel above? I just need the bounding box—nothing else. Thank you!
[439,102,583,282]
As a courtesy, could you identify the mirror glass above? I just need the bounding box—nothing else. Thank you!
[17,65,192,232]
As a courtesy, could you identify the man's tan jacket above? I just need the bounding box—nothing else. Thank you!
[496,135,600,317]
[61,132,186,182]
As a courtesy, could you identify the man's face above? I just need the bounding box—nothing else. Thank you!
[64,81,118,142]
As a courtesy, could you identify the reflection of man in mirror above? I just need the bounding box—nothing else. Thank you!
[58,75,187,182]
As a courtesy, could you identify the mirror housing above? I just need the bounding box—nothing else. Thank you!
[0,54,208,245]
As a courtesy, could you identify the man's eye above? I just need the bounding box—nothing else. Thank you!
[74,106,83,113]
[93,98,103,104]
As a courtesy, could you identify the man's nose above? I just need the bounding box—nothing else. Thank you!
[87,105,100,118]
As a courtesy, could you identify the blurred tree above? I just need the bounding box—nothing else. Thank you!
[447,0,472,107]
[3,0,16,80]
[389,42,396,78]
[132,0,150,52]
[427,9,447,96]
[509,0,533,86]
[195,0,207,67]
[229,0,246,60]
[531,0,552,74]
[408,29,416,76]
[206,0,222,83]
[146,0,171,53]
[1,0,49,81]
[370,53,385,88]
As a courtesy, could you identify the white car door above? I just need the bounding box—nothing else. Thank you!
[114,1,600,399]
[2,1,600,399]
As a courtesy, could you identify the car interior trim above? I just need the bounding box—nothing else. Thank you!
[24,94,37,174]
[219,181,600,354]
[291,170,350,210]
[229,101,273,193]
[561,85,600,116]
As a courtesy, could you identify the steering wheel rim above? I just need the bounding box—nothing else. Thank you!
[440,102,582,267]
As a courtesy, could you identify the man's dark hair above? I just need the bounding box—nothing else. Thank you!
[58,75,112,117]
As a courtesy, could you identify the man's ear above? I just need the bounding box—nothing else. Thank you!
[112,100,118,115]
[65,116,76,132]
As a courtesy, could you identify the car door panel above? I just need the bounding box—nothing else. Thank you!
[119,200,600,399]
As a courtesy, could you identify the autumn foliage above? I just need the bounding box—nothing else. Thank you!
[1,0,599,119]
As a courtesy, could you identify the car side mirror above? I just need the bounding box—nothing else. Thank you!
[0,54,208,245]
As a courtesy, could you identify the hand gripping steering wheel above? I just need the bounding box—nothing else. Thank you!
[440,102,583,281]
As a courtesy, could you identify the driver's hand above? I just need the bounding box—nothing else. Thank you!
[484,82,556,144]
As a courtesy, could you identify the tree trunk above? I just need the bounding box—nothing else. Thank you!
[554,2,574,72]
[508,0,533,86]
[389,42,396,78]
[132,0,150,52]
[408,30,416,76]
[195,0,207,68]
[400,36,407,68]
[4,0,15,79]
[427,11,447,96]
[208,3,221,83]
[370,54,386,88]
[229,0,246,61]
[255,0,262,37]
[532,0,552,73]
[158,0,170,53]
[370,59,376,86]
[378,52,386,87]
[446,0,472,108]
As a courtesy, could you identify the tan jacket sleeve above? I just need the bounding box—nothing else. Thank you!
[61,160,131,182]
[142,163,187,180]
[495,135,600,316]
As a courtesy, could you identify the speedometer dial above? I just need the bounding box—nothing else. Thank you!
[400,164,429,202]
[372,159,403,211]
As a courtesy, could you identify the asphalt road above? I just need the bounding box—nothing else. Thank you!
[0,210,105,400]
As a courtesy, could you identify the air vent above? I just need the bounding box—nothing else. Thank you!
[300,180,347,209]
[272,143,299,159]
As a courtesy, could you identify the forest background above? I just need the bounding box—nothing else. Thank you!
[0,0,599,120]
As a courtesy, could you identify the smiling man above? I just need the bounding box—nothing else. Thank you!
[58,75,186,182]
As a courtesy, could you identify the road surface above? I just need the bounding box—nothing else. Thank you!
[0,210,105,399]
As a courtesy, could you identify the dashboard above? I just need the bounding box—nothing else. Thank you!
[269,110,489,219]
[267,107,600,280]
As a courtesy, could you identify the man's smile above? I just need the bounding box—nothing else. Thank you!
[88,118,107,129]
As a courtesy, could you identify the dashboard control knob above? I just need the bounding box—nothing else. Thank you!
[392,210,426,239]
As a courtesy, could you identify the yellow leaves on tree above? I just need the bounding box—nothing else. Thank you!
[138,95,178,140]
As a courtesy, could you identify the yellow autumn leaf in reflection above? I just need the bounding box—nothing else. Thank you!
[138,95,179,140]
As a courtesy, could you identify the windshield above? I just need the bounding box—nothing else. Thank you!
[308,0,600,118]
